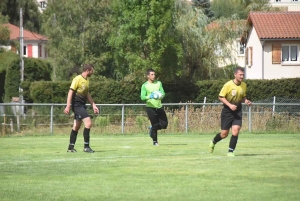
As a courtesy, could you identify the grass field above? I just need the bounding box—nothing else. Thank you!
[0,133,299,201]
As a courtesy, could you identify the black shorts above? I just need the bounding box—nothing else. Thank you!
[146,107,168,130]
[221,107,242,130]
[73,106,89,120]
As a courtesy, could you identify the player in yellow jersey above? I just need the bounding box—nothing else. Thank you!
[64,64,99,153]
[209,67,252,156]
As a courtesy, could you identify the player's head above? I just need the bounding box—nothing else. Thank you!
[234,67,244,83]
[146,68,155,82]
[82,64,94,77]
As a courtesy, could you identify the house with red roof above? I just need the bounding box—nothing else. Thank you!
[1,23,48,59]
[241,11,300,79]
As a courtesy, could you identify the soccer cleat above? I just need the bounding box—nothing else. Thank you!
[209,141,215,153]
[67,148,77,153]
[83,147,95,153]
[227,152,235,157]
[148,126,153,139]
[153,142,159,146]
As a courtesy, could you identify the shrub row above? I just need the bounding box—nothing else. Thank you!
[24,78,300,103]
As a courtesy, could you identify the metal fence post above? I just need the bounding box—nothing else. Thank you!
[272,96,276,116]
[185,104,188,133]
[248,106,252,133]
[50,105,54,135]
[121,105,125,134]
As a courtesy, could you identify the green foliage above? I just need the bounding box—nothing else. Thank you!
[23,58,52,82]
[110,0,184,82]
[94,116,110,127]
[3,57,52,103]
[192,0,215,20]
[0,0,42,33]
[41,0,113,80]
[0,14,10,45]
[212,0,275,20]
[0,51,18,73]
[4,58,20,102]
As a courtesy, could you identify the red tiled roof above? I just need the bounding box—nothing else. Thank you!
[3,23,47,41]
[247,11,300,39]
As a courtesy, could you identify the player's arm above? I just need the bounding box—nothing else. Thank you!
[242,97,252,106]
[141,84,150,101]
[87,92,99,114]
[218,96,236,110]
[159,82,165,98]
[64,89,74,114]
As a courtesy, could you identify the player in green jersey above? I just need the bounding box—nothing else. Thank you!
[209,67,252,156]
[141,69,168,146]
[64,64,99,153]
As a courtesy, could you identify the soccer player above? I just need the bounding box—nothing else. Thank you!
[209,67,252,156]
[64,64,99,153]
[141,69,168,146]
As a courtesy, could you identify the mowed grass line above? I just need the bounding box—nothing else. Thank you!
[0,134,299,201]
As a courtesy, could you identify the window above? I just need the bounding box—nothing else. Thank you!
[282,45,299,63]
[238,42,245,55]
[40,1,47,9]
[23,46,27,55]
[275,0,281,2]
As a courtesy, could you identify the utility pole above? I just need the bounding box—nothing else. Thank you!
[19,8,24,102]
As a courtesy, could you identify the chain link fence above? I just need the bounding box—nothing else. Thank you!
[1,97,300,136]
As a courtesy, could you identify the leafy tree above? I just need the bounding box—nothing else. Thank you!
[212,0,275,20]
[0,0,41,33]
[211,0,247,19]
[109,0,184,83]
[42,0,113,81]
[0,14,10,45]
[192,0,214,20]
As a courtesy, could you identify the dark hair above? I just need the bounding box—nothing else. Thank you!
[146,68,155,75]
[82,64,94,72]
[234,66,244,73]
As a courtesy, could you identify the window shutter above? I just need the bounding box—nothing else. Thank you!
[272,44,281,64]
[249,47,253,66]
[245,47,248,66]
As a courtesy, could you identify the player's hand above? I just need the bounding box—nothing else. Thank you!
[229,104,237,111]
[245,99,252,106]
[149,92,155,99]
[93,105,99,114]
[64,106,70,114]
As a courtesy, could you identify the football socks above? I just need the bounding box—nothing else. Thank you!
[83,128,90,148]
[228,135,238,152]
[213,133,222,144]
[68,129,78,150]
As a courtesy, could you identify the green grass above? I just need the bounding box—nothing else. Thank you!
[0,133,299,201]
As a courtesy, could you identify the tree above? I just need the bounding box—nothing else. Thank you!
[211,0,247,19]
[42,0,113,80]
[109,0,184,83]
[0,14,10,45]
[0,0,41,33]
[192,0,214,21]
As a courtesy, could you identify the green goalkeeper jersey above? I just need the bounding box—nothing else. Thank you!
[141,80,165,108]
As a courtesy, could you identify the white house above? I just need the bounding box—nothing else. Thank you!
[2,23,48,59]
[241,11,300,79]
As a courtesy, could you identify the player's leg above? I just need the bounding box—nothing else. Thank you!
[82,116,94,152]
[157,108,168,130]
[228,110,242,156]
[146,107,159,146]
[67,119,82,152]
[74,107,95,153]
[209,108,233,153]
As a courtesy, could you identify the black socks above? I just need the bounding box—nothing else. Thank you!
[68,129,78,149]
[213,133,222,144]
[228,135,238,152]
[83,127,90,148]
